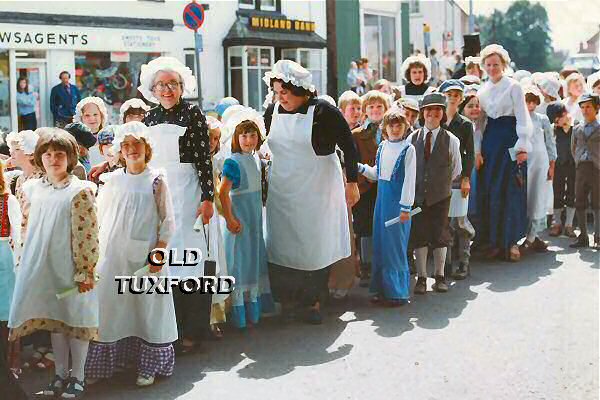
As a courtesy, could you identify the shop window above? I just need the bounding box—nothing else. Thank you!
[260,0,276,11]
[410,0,420,14]
[228,46,273,110]
[239,0,255,9]
[364,14,397,82]
[75,51,160,124]
[0,50,11,134]
[281,48,323,94]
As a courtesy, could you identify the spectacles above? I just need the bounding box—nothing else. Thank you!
[152,81,182,92]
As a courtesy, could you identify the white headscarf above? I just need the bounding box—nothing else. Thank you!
[138,56,197,104]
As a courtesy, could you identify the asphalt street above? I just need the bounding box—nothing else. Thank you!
[20,233,599,400]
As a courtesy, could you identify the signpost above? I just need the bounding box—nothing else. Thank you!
[183,1,205,106]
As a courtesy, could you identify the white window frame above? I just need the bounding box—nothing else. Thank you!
[280,48,324,94]
[260,0,276,12]
[361,11,399,83]
[239,0,255,10]
[228,45,274,108]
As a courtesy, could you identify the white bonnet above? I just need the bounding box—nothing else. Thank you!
[537,75,561,99]
[459,74,481,85]
[565,72,586,87]
[74,97,108,130]
[138,56,197,104]
[465,56,481,67]
[337,90,361,108]
[112,121,154,153]
[513,70,532,83]
[6,130,39,155]
[480,44,511,67]
[223,107,266,142]
[262,89,275,110]
[206,115,223,130]
[263,60,316,94]
[318,95,336,107]
[119,98,150,123]
[587,71,600,92]
[522,84,543,103]
[401,54,432,83]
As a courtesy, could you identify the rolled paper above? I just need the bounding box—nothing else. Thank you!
[56,287,79,300]
[385,207,422,228]
[134,265,152,277]
[193,215,204,232]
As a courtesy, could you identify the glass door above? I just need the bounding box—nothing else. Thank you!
[16,62,47,129]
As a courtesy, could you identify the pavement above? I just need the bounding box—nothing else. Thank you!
[19,233,599,400]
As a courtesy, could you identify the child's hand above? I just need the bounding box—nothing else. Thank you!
[399,211,410,223]
[227,218,242,234]
[460,178,471,198]
[77,276,94,293]
[475,153,484,170]
[547,164,555,181]
[149,264,163,274]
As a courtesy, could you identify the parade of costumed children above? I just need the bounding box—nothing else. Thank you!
[4,40,600,399]
[9,128,99,398]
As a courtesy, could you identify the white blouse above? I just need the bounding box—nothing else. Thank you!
[478,76,532,152]
[358,140,416,212]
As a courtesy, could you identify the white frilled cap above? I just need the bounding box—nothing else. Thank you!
[565,72,586,86]
[537,74,561,99]
[587,71,600,92]
[138,56,197,104]
[531,72,545,86]
[206,115,223,130]
[6,130,39,155]
[223,107,266,143]
[513,70,532,83]
[522,84,543,103]
[401,54,432,83]
[459,74,481,85]
[119,98,150,123]
[480,44,511,66]
[465,56,481,66]
[337,90,361,107]
[263,60,316,94]
[74,97,108,129]
[112,121,154,153]
[262,89,275,109]
[318,95,336,107]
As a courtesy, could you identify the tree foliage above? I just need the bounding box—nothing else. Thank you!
[476,0,554,71]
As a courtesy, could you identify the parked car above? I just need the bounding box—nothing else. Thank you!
[563,53,600,78]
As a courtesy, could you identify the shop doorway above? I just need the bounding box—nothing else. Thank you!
[16,61,48,129]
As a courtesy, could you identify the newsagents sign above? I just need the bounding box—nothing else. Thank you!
[0,24,169,52]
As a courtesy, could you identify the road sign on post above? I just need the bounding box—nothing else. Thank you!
[183,1,205,106]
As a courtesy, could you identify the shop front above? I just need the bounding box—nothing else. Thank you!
[0,16,176,133]
[223,13,326,109]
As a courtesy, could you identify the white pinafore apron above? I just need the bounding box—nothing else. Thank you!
[9,177,98,330]
[266,103,350,271]
[527,116,551,221]
[148,124,207,278]
[95,168,178,343]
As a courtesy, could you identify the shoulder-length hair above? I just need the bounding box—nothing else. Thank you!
[17,77,29,94]
[231,120,263,154]
[34,128,79,174]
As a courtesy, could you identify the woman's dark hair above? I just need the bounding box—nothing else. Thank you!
[458,94,477,115]
[269,78,317,97]
[17,77,29,94]
[404,62,429,84]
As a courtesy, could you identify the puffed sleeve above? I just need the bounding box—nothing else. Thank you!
[541,114,557,161]
[153,173,176,245]
[511,82,532,153]
[222,158,241,189]
[71,188,99,283]
[400,144,416,212]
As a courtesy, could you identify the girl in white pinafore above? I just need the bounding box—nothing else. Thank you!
[9,128,99,398]
[85,122,178,387]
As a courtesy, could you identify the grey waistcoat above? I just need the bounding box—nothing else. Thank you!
[412,128,453,206]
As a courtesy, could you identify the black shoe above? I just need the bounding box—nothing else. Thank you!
[304,308,323,325]
[570,236,589,248]
[42,375,66,397]
[414,277,427,294]
[432,275,449,292]
[452,262,468,280]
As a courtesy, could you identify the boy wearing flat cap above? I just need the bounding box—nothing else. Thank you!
[408,93,462,294]
[570,94,600,249]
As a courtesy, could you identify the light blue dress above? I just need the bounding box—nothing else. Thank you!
[0,193,20,321]
[222,152,274,328]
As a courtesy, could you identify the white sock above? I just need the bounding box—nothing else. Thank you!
[414,247,428,278]
[433,247,447,277]
[69,338,90,382]
[566,207,576,226]
[50,333,69,379]
[553,209,562,225]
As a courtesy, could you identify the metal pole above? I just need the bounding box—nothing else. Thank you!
[469,0,475,34]
[194,30,203,108]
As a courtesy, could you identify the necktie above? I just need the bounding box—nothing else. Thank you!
[65,84,71,95]
[424,130,432,161]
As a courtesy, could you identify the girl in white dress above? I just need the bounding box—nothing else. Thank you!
[9,128,99,399]
[85,122,177,387]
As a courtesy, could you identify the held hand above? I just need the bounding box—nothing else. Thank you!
[399,211,410,223]
[149,264,163,274]
[547,164,555,181]
[460,179,471,198]
[475,153,484,170]
[226,218,242,234]
[345,182,360,208]
[516,152,528,165]
[197,200,214,224]
[77,276,94,293]
[89,161,109,181]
